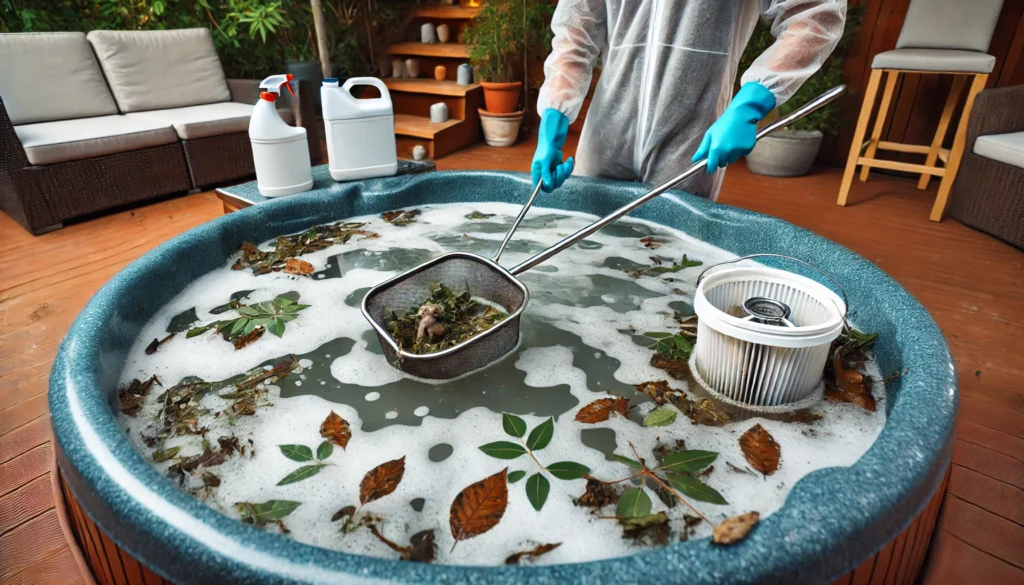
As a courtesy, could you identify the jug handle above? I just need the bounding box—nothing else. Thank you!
[341,77,391,102]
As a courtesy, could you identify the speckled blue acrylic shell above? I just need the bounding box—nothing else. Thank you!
[49,171,957,585]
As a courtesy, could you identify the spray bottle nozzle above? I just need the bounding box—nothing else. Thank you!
[259,74,296,99]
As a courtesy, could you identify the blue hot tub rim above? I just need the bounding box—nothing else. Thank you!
[49,170,957,585]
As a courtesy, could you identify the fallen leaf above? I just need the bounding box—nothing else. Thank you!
[406,529,437,563]
[381,209,421,226]
[712,511,760,545]
[681,398,732,427]
[466,211,496,220]
[639,236,661,249]
[665,473,728,505]
[727,461,758,476]
[152,446,179,462]
[824,348,877,412]
[657,449,717,473]
[282,258,314,276]
[617,487,652,518]
[525,473,550,511]
[507,470,527,483]
[320,411,352,448]
[277,464,324,486]
[331,505,356,522]
[505,542,561,565]
[574,479,620,509]
[650,352,691,380]
[620,512,669,546]
[235,500,301,528]
[575,397,630,423]
[118,375,160,417]
[360,456,406,505]
[545,461,590,480]
[739,424,781,475]
[202,471,221,487]
[232,327,264,350]
[449,468,508,550]
[642,407,677,427]
[635,380,686,406]
[145,333,175,355]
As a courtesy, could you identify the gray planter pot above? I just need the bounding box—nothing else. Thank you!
[285,60,326,108]
[745,129,824,177]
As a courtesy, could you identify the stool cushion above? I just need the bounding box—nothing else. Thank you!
[872,48,995,73]
[974,132,1024,169]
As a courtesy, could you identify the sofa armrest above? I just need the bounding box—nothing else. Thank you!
[227,78,321,164]
[0,97,30,172]
[967,86,1024,148]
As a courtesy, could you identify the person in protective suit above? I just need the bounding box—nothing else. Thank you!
[532,0,847,199]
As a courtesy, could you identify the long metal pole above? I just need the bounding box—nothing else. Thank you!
[509,86,847,276]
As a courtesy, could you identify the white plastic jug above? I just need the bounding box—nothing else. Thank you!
[322,77,398,182]
[249,74,313,197]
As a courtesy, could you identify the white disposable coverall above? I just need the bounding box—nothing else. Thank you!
[536,0,847,199]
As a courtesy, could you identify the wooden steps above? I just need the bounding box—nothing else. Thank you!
[383,78,481,97]
[386,42,469,59]
[411,5,481,19]
[393,113,478,160]
[393,114,461,139]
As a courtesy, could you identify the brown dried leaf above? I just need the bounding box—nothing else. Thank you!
[573,479,621,509]
[682,398,731,427]
[145,333,175,355]
[118,375,160,417]
[635,380,686,407]
[505,542,561,565]
[650,352,691,380]
[282,258,314,276]
[359,456,406,505]
[712,511,760,545]
[449,468,508,549]
[739,424,780,476]
[574,397,630,423]
[824,349,877,412]
[639,236,661,249]
[232,327,265,350]
[320,410,352,449]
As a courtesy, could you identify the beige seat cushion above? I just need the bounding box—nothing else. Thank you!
[974,132,1024,169]
[0,32,119,125]
[87,29,230,113]
[126,102,295,140]
[14,115,178,165]
[872,48,995,74]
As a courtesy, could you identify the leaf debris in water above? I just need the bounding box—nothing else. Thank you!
[386,283,508,355]
[824,327,879,412]
[505,542,561,565]
[739,424,781,476]
[320,410,352,449]
[639,236,661,249]
[145,333,175,355]
[574,479,621,509]
[465,211,495,220]
[118,375,160,417]
[232,221,379,275]
[623,255,703,278]
[575,396,630,423]
[619,512,670,546]
[235,500,301,528]
[642,407,677,427]
[187,293,309,349]
[360,457,406,505]
[283,258,315,276]
[449,468,508,551]
[712,511,759,545]
[380,209,421,226]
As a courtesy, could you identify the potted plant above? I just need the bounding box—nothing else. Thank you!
[742,6,862,177]
[465,0,551,145]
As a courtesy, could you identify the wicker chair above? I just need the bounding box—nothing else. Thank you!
[948,86,1024,249]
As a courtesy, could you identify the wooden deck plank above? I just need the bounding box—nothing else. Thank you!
[0,444,50,496]
[948,464,1024,525]
[956,418,1024,462]
[920,530,1024,585]
[5,545,86,585]
[938,496,1024,568]
[953,439,1024,488]
[0,393,49,436]
[0,474,54,534]
[959,396,1024,438]
[0,416,49,464]
[0,509,67,581]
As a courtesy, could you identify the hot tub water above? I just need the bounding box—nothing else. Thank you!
[116,203,886,566]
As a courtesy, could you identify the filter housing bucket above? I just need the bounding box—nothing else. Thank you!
[693,266,845,408]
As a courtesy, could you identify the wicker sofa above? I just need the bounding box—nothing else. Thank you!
[0,29,320,235]
[949,86,1024,249]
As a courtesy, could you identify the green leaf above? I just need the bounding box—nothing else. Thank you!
[167,308,199,334]
[526,418,554,451]
[236,306,263,318]
[507,470,527,483]
[186,324,214,338]
[643,407,677,427]
[266,317,286,337]
[657,450,718,473]
[674,335,694,352]
[613,454,642,469]
[478,441,527,459]
[617,487,652,518]
[316,441,333,461]
[546,461,590,480]
[680,254,703,268]
[235,500,301,525]
[277,464,323,486]
[642,332,673,339]
[152,446,179,462]
[502,412,527,438]
[525,473,550,511]
[279,444,313,462]
[665,473,728,505]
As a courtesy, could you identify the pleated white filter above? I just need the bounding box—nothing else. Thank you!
[693,266,845,408]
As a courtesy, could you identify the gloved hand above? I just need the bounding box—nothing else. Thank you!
[532,108,575,192]
[693,82,776,173]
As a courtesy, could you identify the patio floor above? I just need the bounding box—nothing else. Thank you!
[1,135,1021,584]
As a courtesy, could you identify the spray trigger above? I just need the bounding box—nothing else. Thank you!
[259,73,296,98]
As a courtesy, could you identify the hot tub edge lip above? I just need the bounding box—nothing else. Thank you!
[48,170,958,585]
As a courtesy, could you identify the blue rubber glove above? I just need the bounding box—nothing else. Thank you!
[693,82,776,173]
[532,109,575,192]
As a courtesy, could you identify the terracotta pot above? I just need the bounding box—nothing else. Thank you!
[479,108,523,147]
[480,81,522,114]
[434,65,447,81]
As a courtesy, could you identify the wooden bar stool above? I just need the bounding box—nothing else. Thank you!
[837,0,1004,222]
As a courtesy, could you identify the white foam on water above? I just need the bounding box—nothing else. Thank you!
[117,202,887,567]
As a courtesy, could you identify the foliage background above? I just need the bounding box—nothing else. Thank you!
[0,0,412,79]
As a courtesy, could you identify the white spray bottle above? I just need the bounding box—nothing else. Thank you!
[249,74,313,197]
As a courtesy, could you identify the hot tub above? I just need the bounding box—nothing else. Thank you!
[49,171,956,585]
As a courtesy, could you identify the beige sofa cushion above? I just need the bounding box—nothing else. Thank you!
[0,32,119,125]
[974,132,1024,169]
[14,115,178,165]
[87,29,231,113]
[127,102,294,140]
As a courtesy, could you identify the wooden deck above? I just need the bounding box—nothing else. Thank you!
[1,135,1021,583]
